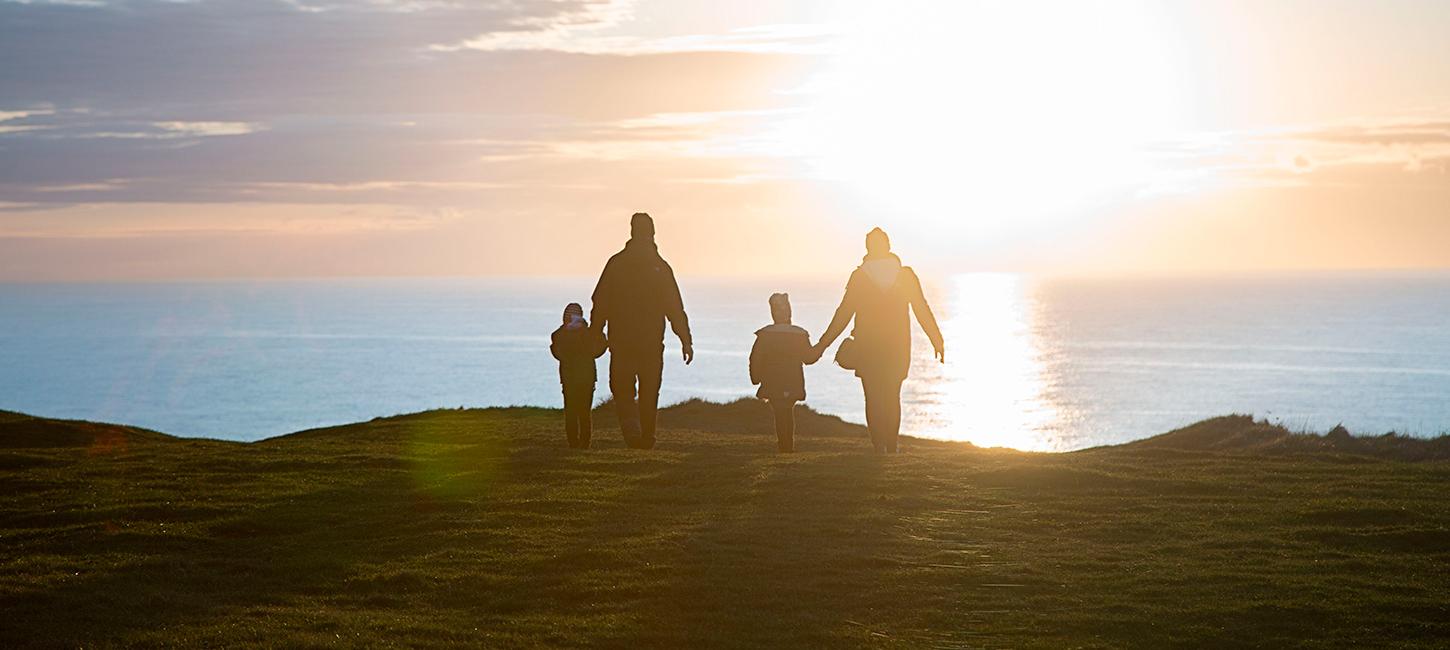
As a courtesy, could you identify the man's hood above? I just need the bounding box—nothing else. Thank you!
[624,236,658,254]
[616,237,664,267]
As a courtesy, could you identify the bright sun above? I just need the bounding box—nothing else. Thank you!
[787,1,1194,246]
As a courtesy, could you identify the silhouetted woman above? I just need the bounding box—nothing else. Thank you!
[813,228,944,453]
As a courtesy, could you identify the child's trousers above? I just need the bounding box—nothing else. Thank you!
[563,383,594,449]
[769,399,795,452]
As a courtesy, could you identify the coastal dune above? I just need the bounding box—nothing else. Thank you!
[2,403,1448,647]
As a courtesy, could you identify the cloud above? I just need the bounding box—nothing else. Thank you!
[0,0,817,122]
[0,0,817,219]
[3,0,106,5]
[31,179,130,193]
[0,110,263,148]
[0,0,708,118]
[1269,120,1450,146]
[0,99,808,209]
[0,109,48,121]
[152,122,260,138]
[0,201,467,238]
[1136,115,1450,195]
[433,22,838,55]
[0,108,55,134]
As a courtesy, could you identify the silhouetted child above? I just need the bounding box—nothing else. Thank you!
[749,293,821,452]
[550,303,607,449]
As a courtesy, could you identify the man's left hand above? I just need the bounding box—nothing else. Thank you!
[682,343,694,365]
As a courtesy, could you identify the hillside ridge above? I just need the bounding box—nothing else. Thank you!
[5,403,1448,460]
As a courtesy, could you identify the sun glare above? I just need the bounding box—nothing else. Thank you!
[787,2,1193,245]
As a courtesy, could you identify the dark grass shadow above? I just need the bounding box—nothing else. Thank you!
[0,411,807,647]
[0,466,453,646]
[610,449,896,648]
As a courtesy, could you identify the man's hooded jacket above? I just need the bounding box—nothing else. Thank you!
[590,237,691,355]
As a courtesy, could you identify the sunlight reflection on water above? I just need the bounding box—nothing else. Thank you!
[902,274,1065,451]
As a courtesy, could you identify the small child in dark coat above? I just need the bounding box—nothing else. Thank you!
[551,303,607,449]
[749,293,821,452]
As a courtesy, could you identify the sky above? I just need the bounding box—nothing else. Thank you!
[1,0,1448,281]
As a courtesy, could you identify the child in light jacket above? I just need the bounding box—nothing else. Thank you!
[550,303,607,448]
[749,293,821,452]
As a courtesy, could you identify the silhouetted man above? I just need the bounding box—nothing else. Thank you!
[591,212,693,449]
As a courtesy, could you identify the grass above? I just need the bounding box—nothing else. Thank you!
[2,401,1449,648]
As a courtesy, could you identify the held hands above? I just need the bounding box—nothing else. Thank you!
[804,341,825,365]
[806,338,942,363]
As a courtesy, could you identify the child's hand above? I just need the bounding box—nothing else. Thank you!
[804,343,824,365]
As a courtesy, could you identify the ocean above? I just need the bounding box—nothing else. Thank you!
[1,273,1447,450]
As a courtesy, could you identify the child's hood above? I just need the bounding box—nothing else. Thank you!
[754,323,809,338]
[553,323,590,337]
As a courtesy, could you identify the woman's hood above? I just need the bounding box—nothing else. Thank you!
[859,253,902,289]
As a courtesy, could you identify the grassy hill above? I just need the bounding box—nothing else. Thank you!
[2,402,1448,648]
